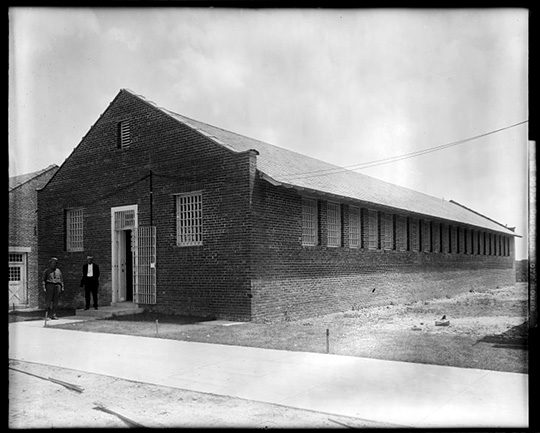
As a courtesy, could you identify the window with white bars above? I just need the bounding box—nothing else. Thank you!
[118,120,131,148]
[349,206,360,248]
[368,209,378,250]
[9,253,23,263]
[381,212,394,251]
[114,209,136,230]
[176,192,203,246]
[302,197,318,246]
[66,208,84,251]
[327,202,341,247]
[9,266,21,281]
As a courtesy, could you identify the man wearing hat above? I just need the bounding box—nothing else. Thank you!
[80,255,100,310]
[42,257,64,320]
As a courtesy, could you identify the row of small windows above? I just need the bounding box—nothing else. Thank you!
[62,196,512,256]
[301,197,512,256]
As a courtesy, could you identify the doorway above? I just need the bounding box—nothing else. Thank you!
[111,205,137,303]
[125,230,133,302]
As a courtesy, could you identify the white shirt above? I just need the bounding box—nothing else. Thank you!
[87,263,93,277]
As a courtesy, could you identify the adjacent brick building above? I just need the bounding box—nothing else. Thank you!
[37,89,519,321]
[9,164,59,308]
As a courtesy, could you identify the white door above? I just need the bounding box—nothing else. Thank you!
[8,253,26,307]
[111,205,137,303]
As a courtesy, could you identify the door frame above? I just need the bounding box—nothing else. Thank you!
[111,205,138,303]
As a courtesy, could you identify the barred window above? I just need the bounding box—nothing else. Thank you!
[66,208,84,252]
[381,212,394,251]
[409,218,420,252]
[396,215,407,251]
[9,267,21,282]
[327,202,341,247]
[349,206,361,248]
[431,222,440,253]
[176,192,203,246]
[368,209,378,250]
[8,253,23,263]
[422,220,431,252]
[302,197,318,246]
[457,227,465,254]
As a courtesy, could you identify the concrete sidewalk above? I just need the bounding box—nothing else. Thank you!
[9,319,528,428]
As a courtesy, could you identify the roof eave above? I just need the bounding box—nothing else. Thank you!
[259,171,520,237]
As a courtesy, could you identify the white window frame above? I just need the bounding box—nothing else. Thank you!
[327,201,342,247]
[349,206,361,248]
[176,191,203,247]
[302,197,318,246]
[66,208,84,252]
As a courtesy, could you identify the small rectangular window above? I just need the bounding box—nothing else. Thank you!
[66,208,84,251]
[409,218,420,252]
[381,212,394,251]
[368,209,378,250]
[118,120,131,148]
[396,215,407,251]
[327,202,341,247]
[176,192,203,246]
[9,266,21,282]
[302,197,318,246]
[422,220,431,252]
[349,206,361,248]
[8,253,23,263]
[431,222,440,253]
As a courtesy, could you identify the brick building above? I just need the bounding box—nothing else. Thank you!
[9,164,59,308]
[37,89,518,321]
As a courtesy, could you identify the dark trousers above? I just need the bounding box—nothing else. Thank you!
[85,284,99,308]
[45,283,61,316]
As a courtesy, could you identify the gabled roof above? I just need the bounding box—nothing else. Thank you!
[9,164,59,192]
[124,89,518,237]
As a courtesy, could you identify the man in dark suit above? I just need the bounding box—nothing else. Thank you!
[80,255,100,310]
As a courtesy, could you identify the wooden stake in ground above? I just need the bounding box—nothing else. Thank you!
[93,401,148,428]
[9,366,84,393]
[326,328,330,354]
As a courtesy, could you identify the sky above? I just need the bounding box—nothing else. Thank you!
[8,7,529,259]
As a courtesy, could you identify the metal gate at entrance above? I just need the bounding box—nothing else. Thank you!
[132,226,157,304]
[111,205,156,305]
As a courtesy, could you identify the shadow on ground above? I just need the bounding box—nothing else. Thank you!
[476,321,529,350]
[106,312,209,325]
[8,309,77,323]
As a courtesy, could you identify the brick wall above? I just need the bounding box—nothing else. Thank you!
[38,90,254,320]
[250,178,516,322]
[9,167,58,307]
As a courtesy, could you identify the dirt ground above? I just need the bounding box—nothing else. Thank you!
[47,282,529,373]
[9,283,530,428]
[8,359,389,429]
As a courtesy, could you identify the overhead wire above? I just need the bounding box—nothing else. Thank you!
[281,120,529,181]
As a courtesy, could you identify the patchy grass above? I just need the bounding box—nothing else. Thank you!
[53,283,529,374]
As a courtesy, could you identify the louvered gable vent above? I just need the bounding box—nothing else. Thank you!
[118,120,131,148]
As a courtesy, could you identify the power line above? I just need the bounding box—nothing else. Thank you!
[282,120,528,182]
